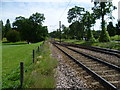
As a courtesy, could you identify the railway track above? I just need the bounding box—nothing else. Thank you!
[60,41,120,58]
[53,42,120,89]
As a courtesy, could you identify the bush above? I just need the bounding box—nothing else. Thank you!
[87,29,96,42]
[99,28,111,42]
[6,30,20,42]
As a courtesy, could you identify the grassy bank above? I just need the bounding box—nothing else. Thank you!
[62,39,120,50]
[24,41,57,88]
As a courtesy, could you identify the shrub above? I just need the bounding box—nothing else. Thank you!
[99,28,111,42]
[6,30,20,42]
[87,29,96,42]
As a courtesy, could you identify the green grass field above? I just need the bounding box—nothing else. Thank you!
[2,40,57,88]
[2,41,43,88]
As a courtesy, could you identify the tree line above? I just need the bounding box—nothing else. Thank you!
[1,12,48,43]
[50,1,120,42]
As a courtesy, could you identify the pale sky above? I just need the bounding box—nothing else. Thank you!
[0,0,120,32]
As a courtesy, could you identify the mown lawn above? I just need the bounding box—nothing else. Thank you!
[2,41,43,88]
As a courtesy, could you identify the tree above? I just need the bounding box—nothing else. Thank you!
[61,25,70,39]
[29,12,45,25]
[92,1,116,42]
[67,6,85,40]
[4,19,12,37]
[67,6,85,23]
[116,20,120,35]
[81,11,96,41]
[13,12,48,43]
[6,30,20,42]
[107,22,116,36]
[69,21,84,40]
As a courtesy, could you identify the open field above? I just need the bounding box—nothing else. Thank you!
[2,41,57,88]
[2,41,43,88]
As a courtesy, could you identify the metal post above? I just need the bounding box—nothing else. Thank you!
[59,21,61,43]
[33,50,35,63]
[20,62,24,88]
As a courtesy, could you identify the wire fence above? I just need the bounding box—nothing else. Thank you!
[2,41,45,89]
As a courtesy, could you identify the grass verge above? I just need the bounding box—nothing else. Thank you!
[62,39,120,50]
[24,41,57,88]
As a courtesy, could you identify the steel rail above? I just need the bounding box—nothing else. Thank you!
[53,43,118,90]
[56,43,120,72]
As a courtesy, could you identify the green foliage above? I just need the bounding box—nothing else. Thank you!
[87,29,96,42]
[63,39,120,50]
[107,22,116,36]
[6,30,20,42]
[4,19,12,37]
[61,25,70,39]
[92,2,116,42]
[69,21,84,40]
[99,27,111,42]
[92,30,101,39]
[24,42,57,88]
[110,35,120,41]
[82,11,96,41]
[115,21,120,35]
[13,12,48,43]
[67,6,85,23]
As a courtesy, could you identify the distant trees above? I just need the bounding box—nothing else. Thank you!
[107,22,116,36]
[81,11,96,41]
[6,30,20,42]
[4,19,12,37]
[116,20,120,35]
[67,6,85,40]
[1,12,48,43]
[13,12,48,43]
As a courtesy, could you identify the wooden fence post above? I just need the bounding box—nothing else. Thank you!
[38,46,39,52]
[33,50,35,63]
[20,62,24,88]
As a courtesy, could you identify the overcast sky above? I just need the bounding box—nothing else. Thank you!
[0,0,120,32]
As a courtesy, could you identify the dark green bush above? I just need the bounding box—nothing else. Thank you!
[6,30,20,42]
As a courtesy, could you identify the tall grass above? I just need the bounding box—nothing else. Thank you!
[24,41,57,88]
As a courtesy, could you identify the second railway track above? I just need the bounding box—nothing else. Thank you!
[61,41,120,58]
[53,42,120,89]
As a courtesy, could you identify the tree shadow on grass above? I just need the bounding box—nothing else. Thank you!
[2,41,28,45]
